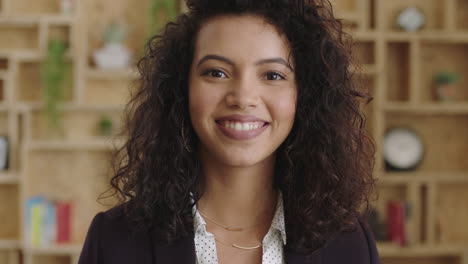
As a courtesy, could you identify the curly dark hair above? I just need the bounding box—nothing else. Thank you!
[105,0,376,254]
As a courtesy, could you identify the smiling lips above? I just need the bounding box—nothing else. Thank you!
[216,115,269,140]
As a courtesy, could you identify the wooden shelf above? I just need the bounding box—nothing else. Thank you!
[380,172,468,184]
[26,139,123,151]
[0,103,8,111]
[0,0,467,263]
[0,239,20,250]
[336,11,360,23]
[350,64,378,75]
[19,102,125,112]
[0,172,19,184]
[23,243,82,255]
[0,15,75,25]
[384,102,468,114]
[86,68,139,80]
[378,243,467,258]
[0,69,8,78]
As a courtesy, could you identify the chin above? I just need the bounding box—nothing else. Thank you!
[216,150,273,168]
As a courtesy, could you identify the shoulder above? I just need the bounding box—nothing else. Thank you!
[320,215,381,264]
[78,204,153,264]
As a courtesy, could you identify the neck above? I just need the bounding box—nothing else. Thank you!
[196,151,278,228]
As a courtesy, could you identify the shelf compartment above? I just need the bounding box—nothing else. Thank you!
[87,0,153,68]
[29,108,123,141]
[10,0,62,16]
[420,42,468,103]
[28,254,71,264]
[0,24,39,52]
[352,40,375,65]
[0,185,19,240]
[379,0,445,32]
[16,61,73,103]
[435,182,468,245]
[376,180,422,246]
[331,0,358,13]
[456,0,468,31]
[0,57,8,70]
[385,113,468,172]
[47,25,71,48]
[0,111,7,135]
[24,150,116,245]
[0,250,19,264]
[372,182,410,243]
[386,42,409,102]
[85,77,134,106]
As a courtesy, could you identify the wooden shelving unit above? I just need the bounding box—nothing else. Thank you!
[0,0,179,263]
[332,0,468,263]
[0,0,467,263]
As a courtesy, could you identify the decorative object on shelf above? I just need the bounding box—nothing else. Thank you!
[367,207,387,241]
[41,39,69,138]
[60,0,75,15]
[383,127,424,171]
[433,71,460,102]
[149,0,178,36]
[25,196,72,246]
[0,136,8,170]
[395,6,425,32]
[98,115,113,136]
[387,200,408,247]
[93,21,132,70]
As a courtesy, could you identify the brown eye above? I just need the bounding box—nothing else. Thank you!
[203,69,227,78]
[265,72,285,81]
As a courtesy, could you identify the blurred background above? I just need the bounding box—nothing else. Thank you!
[0,0,467,263]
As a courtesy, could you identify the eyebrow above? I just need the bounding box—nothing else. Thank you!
[196,54,294,71]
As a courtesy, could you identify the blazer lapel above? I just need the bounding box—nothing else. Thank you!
[152,233,197,264]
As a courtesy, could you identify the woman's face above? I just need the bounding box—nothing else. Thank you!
[189,15,297,167]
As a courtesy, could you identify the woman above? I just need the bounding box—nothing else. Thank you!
[79,0,379,263]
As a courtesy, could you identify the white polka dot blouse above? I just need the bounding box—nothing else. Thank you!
[192,192,286,264]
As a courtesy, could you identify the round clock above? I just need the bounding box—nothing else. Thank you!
[383,127,424,171]
[396,6,425,32]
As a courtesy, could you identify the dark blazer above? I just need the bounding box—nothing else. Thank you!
[78,205,380,264]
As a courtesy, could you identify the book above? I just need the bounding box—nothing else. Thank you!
[25,197,72,246]
[387,200,406,246]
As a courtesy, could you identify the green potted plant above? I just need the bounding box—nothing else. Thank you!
[40,39,69,138]
[434,71,460,102]
[98,115,113,136]
[148,0,177,37]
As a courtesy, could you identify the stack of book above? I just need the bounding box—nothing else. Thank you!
[25,196,72,246]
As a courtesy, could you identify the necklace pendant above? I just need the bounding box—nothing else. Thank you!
[225,227,243,231]
[232,243,262,250]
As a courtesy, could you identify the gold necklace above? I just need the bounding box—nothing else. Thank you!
[198,211,263,231]
[214,236,262,250]
[197,210,263,250]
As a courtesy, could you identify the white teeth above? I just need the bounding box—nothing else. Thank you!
[222,121,264,131]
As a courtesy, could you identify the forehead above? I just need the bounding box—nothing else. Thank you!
[193,15,292,63]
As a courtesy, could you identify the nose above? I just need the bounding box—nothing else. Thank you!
[225,78,259,109]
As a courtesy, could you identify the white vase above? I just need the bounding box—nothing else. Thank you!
[93,43,132,70]
[60,0,74,15]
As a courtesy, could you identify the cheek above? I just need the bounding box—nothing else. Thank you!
[189,82,221,121]
[271,89,297,126]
